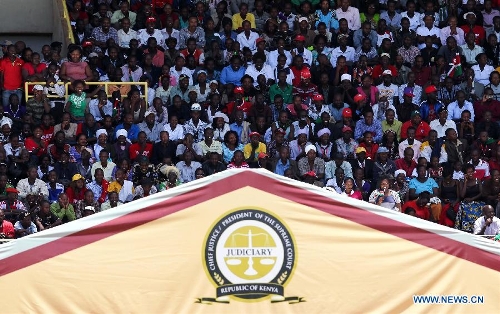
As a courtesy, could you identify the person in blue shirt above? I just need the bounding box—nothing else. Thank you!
[220,55,246,86]
[315,0,339,31]
[354,110,383,143]
[114,113,140,143]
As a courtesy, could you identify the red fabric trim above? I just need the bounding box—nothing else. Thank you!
[1,171,499,276]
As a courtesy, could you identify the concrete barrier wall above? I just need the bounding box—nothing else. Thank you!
[0,0,72,55]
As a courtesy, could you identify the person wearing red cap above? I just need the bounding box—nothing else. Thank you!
[335,125,358,160]
[0,187,27,223]
[308,94,330,122]
[224,86,253,118]
[418,85,442,123]
[292,34,313,66]
[137,17,165,49]
[333,107,356,140]
[292,67,319,104]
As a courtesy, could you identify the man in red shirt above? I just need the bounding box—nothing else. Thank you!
[395,147,418,177]
[401,110,431,141]
[0,209,15,239]
[411,55,431,86]
[0,45,24,107]
[460,12,486,46]
[402,191,431,220]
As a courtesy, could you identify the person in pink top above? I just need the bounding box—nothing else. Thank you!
[357,74,379,106]
[342,177,363,200]
[59,46,92,83]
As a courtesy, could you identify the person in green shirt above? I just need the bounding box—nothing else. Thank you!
[269,70,293,105]
[50,193,76,223]
[64,80,101,123]
[381,108,403,141]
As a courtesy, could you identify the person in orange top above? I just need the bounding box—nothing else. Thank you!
[402,191,431,220]
[0,45,24,106]
[400,110,431,141]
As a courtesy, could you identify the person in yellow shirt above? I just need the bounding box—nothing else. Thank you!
[244,132,267,167]
[232,3,256,30]
[108,168,135,203]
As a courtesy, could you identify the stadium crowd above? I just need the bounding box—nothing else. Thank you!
[0,0,500,239]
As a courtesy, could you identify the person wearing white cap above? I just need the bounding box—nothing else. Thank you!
[376,70,399,108]
[297,144,325,182]
[138,110,163,143]
[213,112,231,141]
[93,129,111,160]
[183,103,208,143]
[289,130,311,160]
[25,84,50,125]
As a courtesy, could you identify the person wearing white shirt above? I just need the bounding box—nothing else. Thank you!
[461,32,485,65]
[329,34,355,68]
[429,110,457,138]
[117,20,138,49]
[169,64,194,86]
[292,35,313,66]
[472,53,495,85]
[88,92,113,122]
[399,138,422,161]
[377,76,399,106]
[335,2,361,31]
[267,48,292,69]
[440,17,465,46]
[401,4,422,31]
[162,28,180,50]
[236,25,260,52]
[163,119,185,143]
[121,59,143,82]
[244,58,274,86]
[473,205,500,235]
[137,28,165,48]
[416,15,441,49]
[447,91,475,121]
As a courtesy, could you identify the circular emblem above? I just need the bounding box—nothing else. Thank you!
[203,209,296,302]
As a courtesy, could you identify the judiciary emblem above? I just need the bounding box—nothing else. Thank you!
[199,208,303,304]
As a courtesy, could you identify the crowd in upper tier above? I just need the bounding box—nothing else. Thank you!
[1,0,500,239]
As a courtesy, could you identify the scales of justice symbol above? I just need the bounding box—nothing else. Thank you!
[225,229,278,276]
